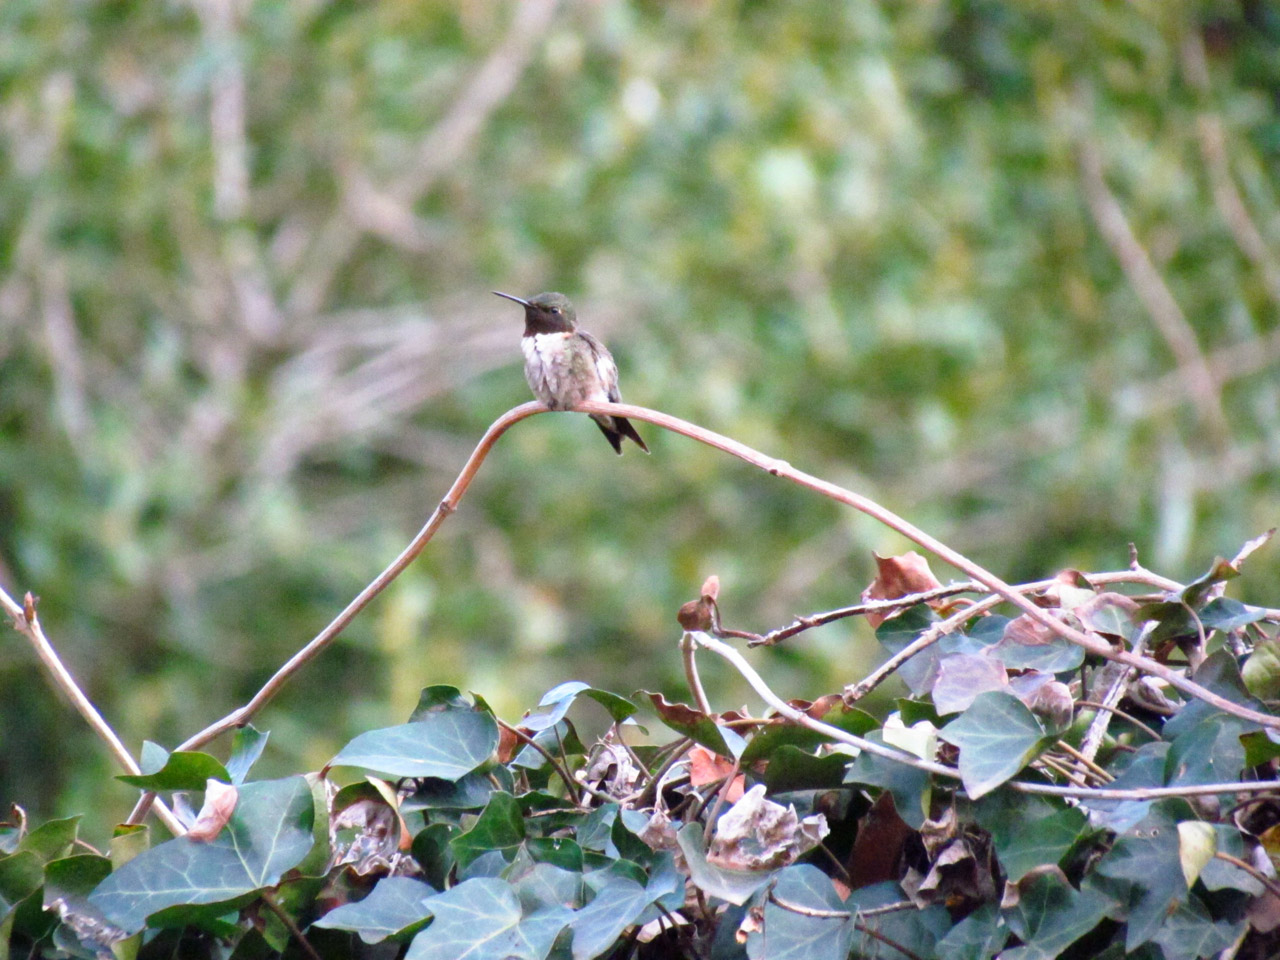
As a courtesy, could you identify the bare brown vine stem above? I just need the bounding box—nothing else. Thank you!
[757,568,1184,648]
[126,398,1279,825]
[0,585,186,836]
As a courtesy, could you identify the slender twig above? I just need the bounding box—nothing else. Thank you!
[756,568,1187,648]
[690,630,1280,801]
[751,582,977,647]
[496,718,582,805]
[0,586,185,836]
[1055,741,1115,783]
[767,890,850,921]
[1213,852,1280,902]
[855,900,918,918]
[1036,754,1088,787]
[680,632,712,714]
[260,890,321,960]
[182,402,544,749]
[1075,700,1162,743]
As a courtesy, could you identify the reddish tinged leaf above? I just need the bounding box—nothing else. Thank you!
[496,724,520,764]
[861,552,944,629]
[688,746,744,802]
[785,694,844,720]
[186,781,238,842]
[1002,612,1060,647]
[849,791,913,889]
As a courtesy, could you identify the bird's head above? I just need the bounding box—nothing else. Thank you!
[494,290,577,333]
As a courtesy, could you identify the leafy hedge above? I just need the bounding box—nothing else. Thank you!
[4,541,1280,959]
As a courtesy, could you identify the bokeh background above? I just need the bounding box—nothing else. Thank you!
[2,1,1279,832]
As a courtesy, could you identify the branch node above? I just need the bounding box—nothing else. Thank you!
[23,592,37,624]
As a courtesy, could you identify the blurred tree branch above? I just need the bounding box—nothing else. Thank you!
[284,0,560,320]
[1077,133,1230,446]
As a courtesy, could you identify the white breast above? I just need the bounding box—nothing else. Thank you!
[522,332,574,408]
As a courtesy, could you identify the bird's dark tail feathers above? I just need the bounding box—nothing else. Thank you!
[592,415,650,455]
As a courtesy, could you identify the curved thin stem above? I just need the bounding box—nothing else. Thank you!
[131,398,1280,822]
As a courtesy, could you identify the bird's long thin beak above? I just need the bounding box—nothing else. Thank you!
[492,291,529,307]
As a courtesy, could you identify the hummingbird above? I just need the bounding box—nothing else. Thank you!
[494,291,650,455]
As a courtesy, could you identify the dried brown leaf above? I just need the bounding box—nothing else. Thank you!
[861,552,944,629]
[186,780,238,842]
[707,785,828,872]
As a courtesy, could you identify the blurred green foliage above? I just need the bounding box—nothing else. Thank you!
[1,0,1278,831]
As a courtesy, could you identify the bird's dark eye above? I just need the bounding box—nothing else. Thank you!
[551,307,561,315]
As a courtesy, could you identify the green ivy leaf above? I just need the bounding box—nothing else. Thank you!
[1001,870,1112,960]
[526,682,637,731]
[225,726,269,785]
[407,878,570,960]
[974,793,1087,883]
[938,692,1050,799]
[403,771,499,812]
[89,776,314,934]
[1089,802,1188,950]
[569,876,654,960]
[676,824,776,906]
[1165,715,1247,788]
[329,709,498,781]
[411,686,474,718]
[116,744,231,790]
[0,851,43,922]
[846,881,951,959]
[313,876,435,943]
[876,605,944,695]
[450,793,526,869]
[761,747,850,793]
[845,736,932,828]
[1148,895,1244,960]
[1200,597,1267,632]
[510,861,581,913]
[1243,638,1280,700]
[741,705,877,764]
[17,816,81,864]
[743,865,853,960]
[935,902,1007,960]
